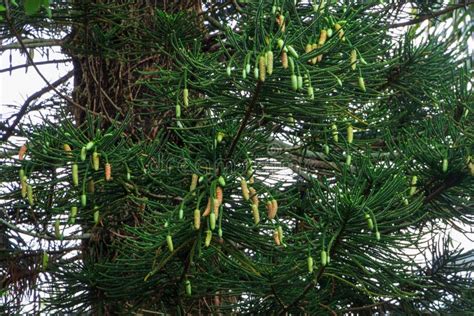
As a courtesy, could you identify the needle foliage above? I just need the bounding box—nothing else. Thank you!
[0,0,473,314]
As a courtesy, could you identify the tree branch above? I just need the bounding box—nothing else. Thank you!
[271,285,286,309]
[0,39,63,51]
[0,59,72,74]
[389,1,474,28]
[278,266,324,314]
[424,172,465,204]
[225,81,263,160]
[339,301,391,313]
[0,71,74,142]
[278,220,347,314]
[319,303,337,316]
[205,15,226,31]
[3,247,81,260]
[0,217,91,241]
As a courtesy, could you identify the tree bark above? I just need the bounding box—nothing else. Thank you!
[65,1,204,314]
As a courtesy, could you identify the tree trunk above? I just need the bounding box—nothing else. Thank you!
[65,1,203,314]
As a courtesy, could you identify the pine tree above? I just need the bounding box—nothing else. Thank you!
[1,1,473,314]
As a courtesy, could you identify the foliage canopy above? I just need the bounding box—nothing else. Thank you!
[0,0,473,314]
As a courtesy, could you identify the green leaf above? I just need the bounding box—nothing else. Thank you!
[24,0,41,15]
[10,0,19,7]
[0,5,6,12]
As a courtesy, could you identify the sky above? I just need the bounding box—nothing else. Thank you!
[0,47,72,127]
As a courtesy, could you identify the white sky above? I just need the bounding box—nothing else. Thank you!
[0,47,72,123]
